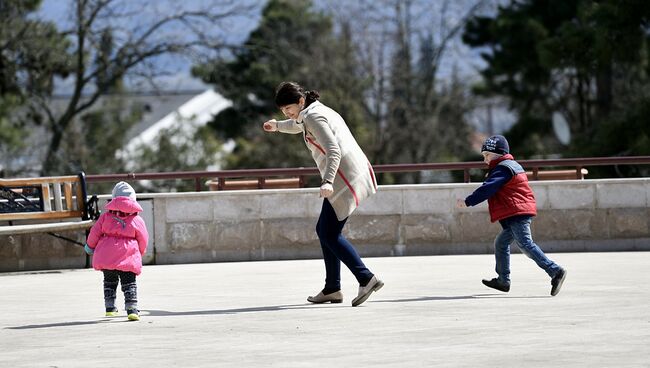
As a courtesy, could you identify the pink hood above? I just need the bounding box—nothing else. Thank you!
[104,196,143,213]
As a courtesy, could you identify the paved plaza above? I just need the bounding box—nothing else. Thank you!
[1,252,648,367]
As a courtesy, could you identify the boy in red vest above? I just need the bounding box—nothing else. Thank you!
[457,135,567,296]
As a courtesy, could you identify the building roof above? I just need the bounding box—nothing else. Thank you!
[123,89,231,153]
[2,89,230,176]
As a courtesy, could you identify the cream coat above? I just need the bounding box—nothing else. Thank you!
[277,101,377,220]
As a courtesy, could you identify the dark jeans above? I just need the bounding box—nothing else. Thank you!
[316,199,373,291]
[103,270,138,310]
[495,215,562,283]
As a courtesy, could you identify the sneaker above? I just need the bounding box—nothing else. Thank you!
[550,269,567,296]
[105,307,119,317]
[482,278,510,292]
[351,276,384,307]
[127,309,140,321]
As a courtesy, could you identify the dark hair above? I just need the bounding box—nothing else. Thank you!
[274,81,320,108]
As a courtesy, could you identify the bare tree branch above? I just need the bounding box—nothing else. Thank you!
[38,0,257,174]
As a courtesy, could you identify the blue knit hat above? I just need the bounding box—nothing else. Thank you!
[481,135,509,155]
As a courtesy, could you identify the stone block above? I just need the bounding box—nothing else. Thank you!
[153,198,168,252]
[401,214,453,244]
[260,192,321,219]
[168,222,214,251]
[0,236,20,258]
[261,218,318,247]
[166,197,213,222]
[259,218,320,260]
[345,215,400,245]
[529,183,550,210]
[597,182,647,208]
[356,189,403,216]
[212,220,262,255]
[534,209,607,240]
[548,184,595,209]
[403,187,453,214]
[212,194,260,221]
[606,208,648,237]
[452,212,496,243]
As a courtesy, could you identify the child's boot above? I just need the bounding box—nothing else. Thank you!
[123,281,139,321]
[126,309,140,321]
[104,280,119,316]
[105,307,119,317]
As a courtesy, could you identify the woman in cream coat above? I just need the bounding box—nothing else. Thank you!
[263,81,383,307]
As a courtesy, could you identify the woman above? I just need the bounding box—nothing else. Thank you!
[263,81,383,307]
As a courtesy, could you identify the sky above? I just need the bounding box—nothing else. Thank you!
[36,0,500,93]
[37,0,263,93]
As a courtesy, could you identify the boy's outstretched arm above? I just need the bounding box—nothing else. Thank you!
[464,166,512,206]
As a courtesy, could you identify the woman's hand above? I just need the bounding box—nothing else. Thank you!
[456,198,467,208]
[320,182,334,198]
[263,119,278,132]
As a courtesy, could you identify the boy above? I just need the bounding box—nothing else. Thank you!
[457,135,567,296]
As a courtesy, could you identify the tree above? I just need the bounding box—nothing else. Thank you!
[327,0,486,183]
[463,0,650,162]
[66,95,143,178]
[127,124,223,193]
[193,0,370,171]
[6,0,255,175]
[0,0,72,176]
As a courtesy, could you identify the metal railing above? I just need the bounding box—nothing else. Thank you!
[84,156,650,192]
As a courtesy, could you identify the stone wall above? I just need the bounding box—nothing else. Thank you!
[2,178,649,272]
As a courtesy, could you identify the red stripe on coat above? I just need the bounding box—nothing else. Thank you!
[306,137,359,206]
[368,162,377,190]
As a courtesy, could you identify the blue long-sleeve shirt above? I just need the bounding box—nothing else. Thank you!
[464,165,513,206]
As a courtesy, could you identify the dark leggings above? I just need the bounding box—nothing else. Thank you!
[316,199,373,291]
[103,270,138,311]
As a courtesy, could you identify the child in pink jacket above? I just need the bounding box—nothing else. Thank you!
[85,181,148,321]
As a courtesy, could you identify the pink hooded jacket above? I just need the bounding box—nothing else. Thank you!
[87,196,149,275]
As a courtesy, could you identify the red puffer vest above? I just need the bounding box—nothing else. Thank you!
[487,155,537,222]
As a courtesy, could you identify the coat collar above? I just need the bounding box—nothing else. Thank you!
[297,101,322,123]
[488,153,515,169]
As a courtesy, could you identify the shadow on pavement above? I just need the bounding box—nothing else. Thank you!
[372,294,551,303]
[144,303,341,317]
[4,294,552,330]
[5,318,130,330]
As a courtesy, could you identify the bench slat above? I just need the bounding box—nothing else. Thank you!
[75,182,84,212]
[0,210,84,221]
[64,183,73,210]
[53,183,63,211]
[0,176,79,186]
[42,184,51,212]
[0,220,94,236]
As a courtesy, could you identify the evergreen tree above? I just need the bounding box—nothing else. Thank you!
[0,0,72,176]
[463,0,650,167]
[193,0,369,170]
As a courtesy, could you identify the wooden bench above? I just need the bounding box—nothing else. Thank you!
[206,177,303,191]
[526,168,588,181]
[0,172,99,240]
